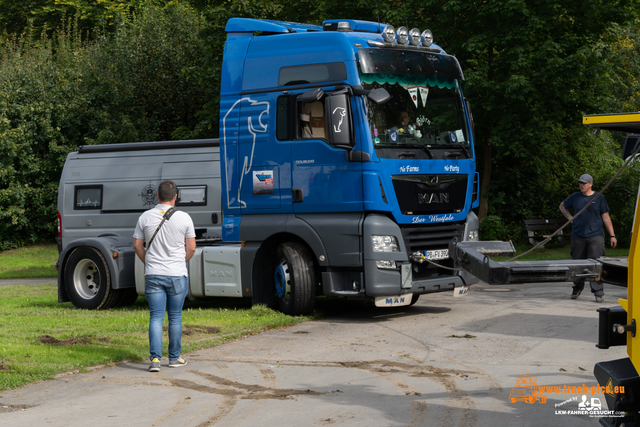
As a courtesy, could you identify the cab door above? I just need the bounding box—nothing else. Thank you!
[233,94,292,215]
[291,92,363,214]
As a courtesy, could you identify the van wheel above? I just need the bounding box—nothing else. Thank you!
[115,288,139,307]
[274,242,315,315]
[64,247,118,310]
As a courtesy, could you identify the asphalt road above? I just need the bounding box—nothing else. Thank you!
[0,280,629,426]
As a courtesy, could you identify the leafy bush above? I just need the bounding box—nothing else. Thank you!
[479,215,523,243]
[0,4,207,249]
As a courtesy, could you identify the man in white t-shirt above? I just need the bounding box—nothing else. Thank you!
[133,180,196,372]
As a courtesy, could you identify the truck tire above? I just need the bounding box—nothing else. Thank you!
[274,242,316,315]
[409,294,420,306]
[64,247,119,310]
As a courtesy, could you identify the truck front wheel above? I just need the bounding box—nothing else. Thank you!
[274,242,316,315]
[64,247,119,310]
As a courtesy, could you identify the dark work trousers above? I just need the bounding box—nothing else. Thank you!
[570,234,605,296]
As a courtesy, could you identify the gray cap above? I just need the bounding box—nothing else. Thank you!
[577,174,593,184]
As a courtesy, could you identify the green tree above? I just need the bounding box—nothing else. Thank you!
[415,1,635,225]
[604,20,640,114]
[0,4,208,248]
[81,4,208,144]
[0,0,177,42]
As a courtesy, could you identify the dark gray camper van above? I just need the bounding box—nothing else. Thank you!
[56,140,228,310]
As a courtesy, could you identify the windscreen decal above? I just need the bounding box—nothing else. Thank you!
[359,73,455,90]
[253,170,274,195]
[408,87,418,108]
[419,87,429,106]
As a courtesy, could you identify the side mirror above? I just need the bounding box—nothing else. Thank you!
[367,88,392,105]
[325,94,353,150]
[623,134,640,161]
[300,88,324,103]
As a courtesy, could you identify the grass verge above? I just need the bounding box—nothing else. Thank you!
[0,284,313,391]
[0,244,58,279]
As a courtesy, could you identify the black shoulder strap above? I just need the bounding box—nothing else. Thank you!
[164,207,177,220]
[147,208,177,249]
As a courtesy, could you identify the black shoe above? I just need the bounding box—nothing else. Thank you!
[571,288,582,300]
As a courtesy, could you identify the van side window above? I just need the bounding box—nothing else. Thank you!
[176,185,207,206]
[74,185,103,210]
[300,100,327,139]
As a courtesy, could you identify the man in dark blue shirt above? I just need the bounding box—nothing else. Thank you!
[560,173,617,302]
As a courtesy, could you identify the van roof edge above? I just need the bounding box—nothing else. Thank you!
[77,139,219,154]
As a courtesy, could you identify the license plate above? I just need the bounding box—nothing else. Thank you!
[453,285,470,297]
[425,249,449,260]
[375,294,413,307]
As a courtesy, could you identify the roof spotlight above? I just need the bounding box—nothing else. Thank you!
[382,25,396,43]
[421,29,433,47]
[397,26,409,45]
[409,28,421,46]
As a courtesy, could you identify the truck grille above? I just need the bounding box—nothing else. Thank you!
[400,222,465,253]
[392,174,468,215]
[400,222,465,279]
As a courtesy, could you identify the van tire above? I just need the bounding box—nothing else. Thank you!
[115,288,139,307]
[64,247,118,310]
[273,242,315,315]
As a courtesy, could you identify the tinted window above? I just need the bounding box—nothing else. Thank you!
[74,185,102,210]
[176,186,207,206]
[276,96,290,140]
[278,62,347,86]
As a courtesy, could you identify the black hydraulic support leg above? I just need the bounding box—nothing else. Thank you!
[448,240,605,286]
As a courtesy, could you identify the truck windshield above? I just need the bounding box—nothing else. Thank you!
[360,73,470,155]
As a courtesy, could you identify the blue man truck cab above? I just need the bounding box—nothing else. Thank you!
[56,18,480,315]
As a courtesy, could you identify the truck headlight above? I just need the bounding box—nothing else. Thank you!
[382,25,396,43]
[396,26,409,45]
[421,29,433,47]
[409,28,421,46]
[372,235,400,252]
[468,229,479,241]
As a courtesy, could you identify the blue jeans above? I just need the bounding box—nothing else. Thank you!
[145,275,189,361]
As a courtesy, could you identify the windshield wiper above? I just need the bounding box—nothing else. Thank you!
[401,143,434,159]
[435,144,471,158]
[374,142,434,158]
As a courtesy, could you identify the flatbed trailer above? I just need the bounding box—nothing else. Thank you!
[449,112,640,426]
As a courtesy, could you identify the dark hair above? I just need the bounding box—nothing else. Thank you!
[157,180,177,203]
